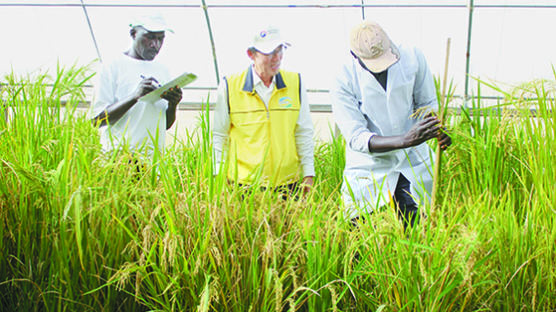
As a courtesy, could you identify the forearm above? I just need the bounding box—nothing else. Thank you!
[91,94,138,127]
[166,103,178,129]
[367,134,407,153]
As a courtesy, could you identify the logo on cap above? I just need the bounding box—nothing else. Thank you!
[260,31,268,38]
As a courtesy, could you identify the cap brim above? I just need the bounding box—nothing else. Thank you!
[253,41,291,54]
[130,23,174,34]
[144,26,174,33]
[360,45,399,73]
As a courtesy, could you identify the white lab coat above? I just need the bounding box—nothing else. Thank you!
[330,45,438,219]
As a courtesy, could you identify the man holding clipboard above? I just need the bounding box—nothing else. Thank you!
[91,13,194,157]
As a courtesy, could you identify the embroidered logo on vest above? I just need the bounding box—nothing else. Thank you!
[278,96,293,108]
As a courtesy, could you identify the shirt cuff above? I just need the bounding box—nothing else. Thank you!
[302,164,315,178]
[360,132,375,153]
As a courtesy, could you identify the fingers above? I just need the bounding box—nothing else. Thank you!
[412,114,452,149]
[161,86,183,105]
[438,134,452,149]
[406,117,439,147]
[161,86,182,97]
[420,123,440,139]
[139,78,160,92]
[421,115,440,128]
[139,83,156,96]
[423,116,448,137]
[417,116,440,135]
[140,76,161,87]
[437,132,452,150]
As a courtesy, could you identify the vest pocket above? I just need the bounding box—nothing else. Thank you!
[230,110,267,136]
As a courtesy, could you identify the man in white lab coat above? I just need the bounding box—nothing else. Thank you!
[331,20,451,227]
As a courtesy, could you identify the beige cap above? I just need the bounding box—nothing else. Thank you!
[250,25,291,54]
[350,20,399,73]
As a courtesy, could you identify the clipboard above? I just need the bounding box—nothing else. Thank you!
[140,72,197,103]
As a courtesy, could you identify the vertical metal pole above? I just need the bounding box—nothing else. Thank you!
[201,0,220,85]
[361,0,365,20]
[464,0,474,108]
[80,0,102,62]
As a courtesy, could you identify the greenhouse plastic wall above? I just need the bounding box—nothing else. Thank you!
[2,0,556,112]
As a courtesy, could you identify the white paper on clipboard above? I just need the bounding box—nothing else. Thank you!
[140,72,197,103]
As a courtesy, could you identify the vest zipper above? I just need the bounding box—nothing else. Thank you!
[254,92,270,119]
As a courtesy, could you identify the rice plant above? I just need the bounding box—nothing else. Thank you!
[0,65,554,311]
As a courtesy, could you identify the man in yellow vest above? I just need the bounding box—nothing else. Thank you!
[212,25,315,196]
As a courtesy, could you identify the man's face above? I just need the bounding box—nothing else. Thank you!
[249,45,284,80]
[131,26,165,61]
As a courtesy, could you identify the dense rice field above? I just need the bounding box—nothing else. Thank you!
[0,66,554,311]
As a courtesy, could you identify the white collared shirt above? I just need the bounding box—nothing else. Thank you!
[251,68,275,108]
[212,65,315,178]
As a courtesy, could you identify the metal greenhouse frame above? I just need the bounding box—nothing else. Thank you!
[2,1,556,111]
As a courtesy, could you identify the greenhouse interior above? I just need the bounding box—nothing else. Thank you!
[3,1,556,139]
[1,1,555,311]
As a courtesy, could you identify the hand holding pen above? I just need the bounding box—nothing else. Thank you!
[140,75,162,88]
[135,75,182,105]
[134,75,161,99]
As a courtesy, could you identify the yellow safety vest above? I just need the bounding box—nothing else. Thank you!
[225,68,301,186]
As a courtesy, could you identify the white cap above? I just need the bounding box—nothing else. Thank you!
[129,13,174,33]
[250,25,291,54]
[350,20,399,73]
